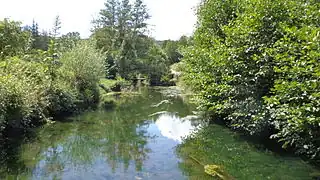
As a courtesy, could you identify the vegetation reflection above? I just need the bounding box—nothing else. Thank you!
[1,88,195,179]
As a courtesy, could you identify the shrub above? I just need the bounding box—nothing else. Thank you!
[0,38,106,137]
[99,95,116,109]
[46,81,78,117]
[0,57,49,129]
[182,0,320,161]
[59,39,106,105]
[107,76,131,92]
[0,19,31,58]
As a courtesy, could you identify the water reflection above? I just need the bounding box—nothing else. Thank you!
[34,113,152,179]
[155,113,199,142]
[0,88,198,179]
[1,88,316,180]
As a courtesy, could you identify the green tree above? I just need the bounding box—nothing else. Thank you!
[59,32,81,52]
[182,0,320,161]
[23,20,50,51]
[31,19,39,38]
[177,35,190,47]
[94,0,119,51]
[0,19,31,59]
[51,15,62,38]
[132,0,150,35]
[38,30,50,50]
[162,40,183,64]
[93,0,151,80]
[0,16,106,147]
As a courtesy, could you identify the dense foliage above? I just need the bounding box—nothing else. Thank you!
[92,0,180,85]
[160,36,191,64]
[0,0,188,138]
[182,0,320,161]
[0,18,105,135]
[0,19,31,58]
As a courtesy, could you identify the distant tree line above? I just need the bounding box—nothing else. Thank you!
[92,0,191,85]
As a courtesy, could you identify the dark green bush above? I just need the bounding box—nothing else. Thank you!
[46,83,78,117]
[109,76,131,91]
[182,0,320,161]
[99,95,116,109]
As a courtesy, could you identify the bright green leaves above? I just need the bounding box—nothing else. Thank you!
[267,9,320,157]
[182,0,320,161]
[0,39,106,134]
[93,0,152,80]
[60,40,106,89]
[0,19,31,59]
[0,56,50,129]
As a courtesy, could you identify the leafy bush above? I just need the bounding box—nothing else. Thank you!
[99,94,116,109]
[46,81,78,117]
[0,57,49,129]
[0,19,31,58]
[59,40,106,105]
[137,43,171,85]
[0,36,106,137]
[182,0,320,161]
[109,76,131,91]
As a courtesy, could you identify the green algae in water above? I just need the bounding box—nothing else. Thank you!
[188,155,235,180]
[177,124,319,180]
[0,88,319,179]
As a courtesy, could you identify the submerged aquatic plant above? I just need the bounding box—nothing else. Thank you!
[189,155,235,180]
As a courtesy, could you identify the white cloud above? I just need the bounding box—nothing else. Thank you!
[0,0,199,40]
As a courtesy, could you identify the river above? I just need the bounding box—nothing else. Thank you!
[0,87,318,179]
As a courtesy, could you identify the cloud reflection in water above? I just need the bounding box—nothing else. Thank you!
[155,113,199,142]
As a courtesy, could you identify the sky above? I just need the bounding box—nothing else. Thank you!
[0,0,200,40]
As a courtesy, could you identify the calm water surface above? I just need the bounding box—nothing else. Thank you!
[0,87,318,179]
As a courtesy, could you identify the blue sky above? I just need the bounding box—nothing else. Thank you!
[0,0,200,40]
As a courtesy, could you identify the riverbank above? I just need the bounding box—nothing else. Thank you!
[0,77,132,136]
[179,0,320,164]
[163,85,320,178]
[0,77,139,177]
[0,40,106,141]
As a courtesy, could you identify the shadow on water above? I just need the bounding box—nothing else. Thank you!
[0,127,38,179]
[0,87,319,180]
[211,118,300,160]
